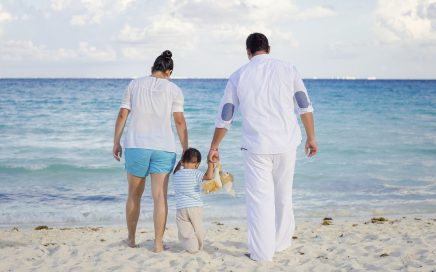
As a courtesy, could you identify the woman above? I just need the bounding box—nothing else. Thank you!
[113,50,188,252]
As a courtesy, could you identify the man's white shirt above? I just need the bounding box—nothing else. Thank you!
[215,54,313,154]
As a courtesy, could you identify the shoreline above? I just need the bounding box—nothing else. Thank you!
[3,211,436,230]
[1,214,435,271]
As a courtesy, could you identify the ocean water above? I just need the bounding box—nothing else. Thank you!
[0,78,435,227]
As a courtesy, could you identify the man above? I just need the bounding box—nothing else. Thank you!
[208,33,318,261]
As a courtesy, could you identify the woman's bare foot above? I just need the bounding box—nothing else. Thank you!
[127,238,137,248]
[153,240,164,253]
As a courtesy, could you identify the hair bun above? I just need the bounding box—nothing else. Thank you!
[162,50,172,59]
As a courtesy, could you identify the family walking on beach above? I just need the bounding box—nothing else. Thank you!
[113,33,318,261]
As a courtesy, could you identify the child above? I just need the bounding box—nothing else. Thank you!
[173,148,214,253]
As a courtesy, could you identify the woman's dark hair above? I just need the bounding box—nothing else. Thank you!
[151,50,173,73]
[181,148,202,163]
[246,33,270,55]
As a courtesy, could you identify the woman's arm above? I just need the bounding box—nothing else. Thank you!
[113,108,130,161]
[173,112,188,152]
[203,161,214,180]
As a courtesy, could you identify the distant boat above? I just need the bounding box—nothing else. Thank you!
[367,77,377,80]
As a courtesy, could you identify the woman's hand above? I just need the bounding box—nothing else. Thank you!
[113,108,129,161]
[113,142,122,161]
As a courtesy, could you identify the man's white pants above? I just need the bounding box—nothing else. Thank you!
[243,149,297,261]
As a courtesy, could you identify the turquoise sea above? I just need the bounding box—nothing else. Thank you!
[0,78,435,227]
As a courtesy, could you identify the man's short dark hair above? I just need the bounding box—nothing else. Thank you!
[246,33,270,55]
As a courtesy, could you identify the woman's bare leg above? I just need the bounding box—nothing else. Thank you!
[150,173,169,252]
[126,173,145,247]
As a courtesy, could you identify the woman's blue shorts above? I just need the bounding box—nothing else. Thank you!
[124,148,176,177]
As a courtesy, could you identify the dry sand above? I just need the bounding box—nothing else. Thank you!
[1,216,435,271]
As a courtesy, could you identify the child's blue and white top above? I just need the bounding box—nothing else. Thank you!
[173,169,204,209]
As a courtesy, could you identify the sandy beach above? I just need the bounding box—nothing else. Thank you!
[1,215,435,271]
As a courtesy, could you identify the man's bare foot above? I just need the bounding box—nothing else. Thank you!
[153,240,164,253]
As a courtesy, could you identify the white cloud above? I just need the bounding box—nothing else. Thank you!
[0,0,434,78]
[172,0,298,23]
[375,0,436,43]
[118,0,136,11]
[51,0,72,11]
[118,15,197,58]
[0,40,116,62]
[145,14,195,39]
[296,5,336,20]
[118,24,146,42]
[169,0,329,46]
[56,48,79,59]
[79,42,117,61]
[0,4,15,22]
[125,0,303,55]
[69,0,136,26]
[21,14,30,21]
[121,47,151,60]
[171,0,334,24]
[70,0,104,26]
[209,24,298,50]
[70,15,87,26]
[324,41,362,59]
[81,0,104,21]
[0,40,49,61]
[118,15,196,43]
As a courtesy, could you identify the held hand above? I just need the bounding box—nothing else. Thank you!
[208,148,220,163]
[305,138,318,157]
[113,143,122,161]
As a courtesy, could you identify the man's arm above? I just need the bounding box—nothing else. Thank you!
[113,108,130,161]
[300,112,318,157]
[209,77,238,162]
[208,128,228,163]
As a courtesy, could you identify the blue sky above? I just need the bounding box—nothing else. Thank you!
[0,0,435,78]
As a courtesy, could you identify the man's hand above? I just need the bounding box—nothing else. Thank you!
[305,138,318,157]
[113,142,122,161]
[300,112,317,157]
[208,148,220,163]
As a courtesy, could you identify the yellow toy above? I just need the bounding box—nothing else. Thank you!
[219,165,235,197]
[202,162,235,196]
[202,165,221,193]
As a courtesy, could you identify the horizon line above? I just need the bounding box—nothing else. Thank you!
[1,77,436,80]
